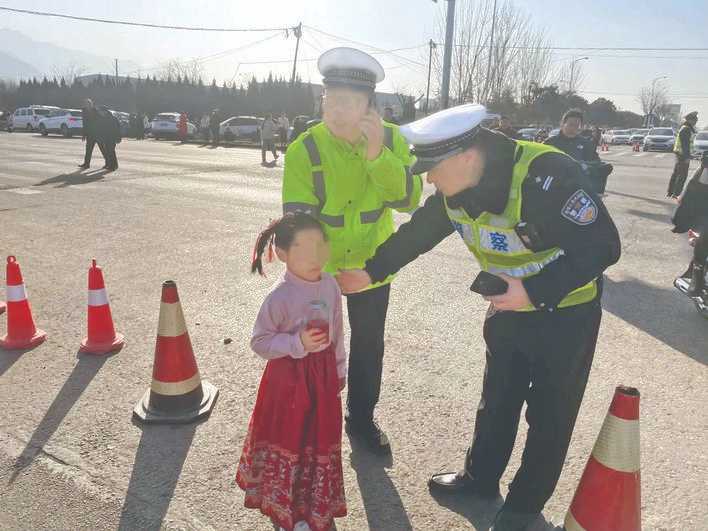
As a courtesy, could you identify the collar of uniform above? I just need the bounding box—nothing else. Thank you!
[446,137,516,216]
[321,123,368,157]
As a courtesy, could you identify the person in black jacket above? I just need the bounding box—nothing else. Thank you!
[494,115,519,139]
[336,104,621,531]
[672,151,708,295]
[95,106,121,171]
[544,109,599,162]
[78,99,106,169]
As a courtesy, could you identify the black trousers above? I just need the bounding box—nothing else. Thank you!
[102,142,118,169]
[465,299,602,513]
[668,155,691,197]
[83,137,106,166]
[345,284,391,423]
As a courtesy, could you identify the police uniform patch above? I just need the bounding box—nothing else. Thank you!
[561,189,598,226]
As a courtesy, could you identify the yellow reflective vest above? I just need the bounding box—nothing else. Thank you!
[444,140,598,311]
[673,124,694,157]
[282,122,423,289]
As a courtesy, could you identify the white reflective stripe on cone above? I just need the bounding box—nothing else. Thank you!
[151,372,201,396]
[591,414,641,473]
[87,288,109,307]
[157,302,188,338]
[6,284,27,302]
[564,510,586,531]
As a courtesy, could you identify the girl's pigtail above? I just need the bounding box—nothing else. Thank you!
[251,220,279,276]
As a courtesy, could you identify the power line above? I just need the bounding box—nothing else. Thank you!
[0,6,296,32]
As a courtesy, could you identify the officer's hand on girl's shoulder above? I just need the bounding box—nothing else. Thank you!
[335,269,371,294]
[485,273,531,311]
[360,110,384,160]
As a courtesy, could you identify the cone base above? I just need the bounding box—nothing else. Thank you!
[80,333,125,355]
[133,381,219,424]
[0,329,47,351]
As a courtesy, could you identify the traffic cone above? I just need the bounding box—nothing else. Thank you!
[133,280,218,424]
[80,259,124,355]
[0,256,46,351]
[564,386,641,531]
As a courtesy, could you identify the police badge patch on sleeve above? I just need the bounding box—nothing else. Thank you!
[561,189,598,225]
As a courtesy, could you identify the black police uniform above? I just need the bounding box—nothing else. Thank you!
[364,134,621,515]
[544,132,599,162]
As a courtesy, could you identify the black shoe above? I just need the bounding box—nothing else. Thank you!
[345,418,391,456]
[78,163,89,169]
[428,471,500,499]
[688,264,706,297]
[491,507,541,531]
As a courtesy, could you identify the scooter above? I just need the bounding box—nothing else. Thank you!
[673,229,708,319]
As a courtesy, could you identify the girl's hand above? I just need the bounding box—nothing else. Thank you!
[339,377,346,391]
[336,269,371,294]
[300,328,328,352]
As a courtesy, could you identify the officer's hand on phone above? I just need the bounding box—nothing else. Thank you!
[335,269,371,294]
[360,110,384,161]
[485,273,532,311]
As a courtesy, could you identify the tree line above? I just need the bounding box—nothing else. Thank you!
[0,73,317,120]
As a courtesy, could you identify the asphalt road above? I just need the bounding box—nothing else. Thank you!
[0,133,706,530]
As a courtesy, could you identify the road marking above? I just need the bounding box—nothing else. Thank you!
[632,152,648,157]
[3,188,43,195]
[655,154,667,159]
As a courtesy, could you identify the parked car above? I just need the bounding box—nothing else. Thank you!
[643,127,676,152]
[220,116,262,142]
[607,129,632,144]
[549,128,561,138]
[517,128,540,141]
[629,128,650,145]
[8,105,60,132]
[692,131,708,159]
[0,111,10,130]
[109,110,131,137]
[37,108,83,137]
[150,113,197,139]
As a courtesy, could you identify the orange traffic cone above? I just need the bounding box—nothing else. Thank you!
[0,256,46,350]
[564,386,641,531]
[133,280,218,424]
[80,259,124,355]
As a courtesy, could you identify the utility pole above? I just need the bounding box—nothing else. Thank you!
[290,23,303,86]
[114,58,119,79]
[425,39,436,114]
[440,0,456,109]
[483,0,498,104]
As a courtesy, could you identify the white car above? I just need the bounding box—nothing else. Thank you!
[220,116,263,142]
[692,131,708,159]
[609,130,632,144]
[8,105,60,132]
[517,128,540,141]
[643,127,676,152]
[37,108,83,137]
[150,113,197,139]
[629,129,650,144]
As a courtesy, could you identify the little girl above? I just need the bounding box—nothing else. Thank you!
[236,212,347,531]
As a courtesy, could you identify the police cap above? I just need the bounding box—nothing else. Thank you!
[401,103,490,174]
[318,47,385,91]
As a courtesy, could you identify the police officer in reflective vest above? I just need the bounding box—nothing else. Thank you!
[668,111,698,198]
[282,47,423,454]
[337,104,621,530]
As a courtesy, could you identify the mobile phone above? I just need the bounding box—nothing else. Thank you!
[470,271,509,296]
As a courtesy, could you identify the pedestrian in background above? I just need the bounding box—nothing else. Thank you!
[236,213,347,531]
[278,112,290,152]
[668,111,698,198]
[200,112,210,142]
[260,114,279,166]
[96,106,121,172]
[209,109,221,147]
[495,115,520,139]
[178,112,188,143]
[383,106,399,125]
[136,111,146,140]
[78,98,106,170]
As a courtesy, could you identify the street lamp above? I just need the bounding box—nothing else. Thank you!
[568,56,589,94]
[647,75,668,127]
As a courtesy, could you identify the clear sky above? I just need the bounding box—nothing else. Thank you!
[2,0,707,125]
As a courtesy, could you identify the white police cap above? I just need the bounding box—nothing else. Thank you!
[318,47,385,90]
[401,103,490,174]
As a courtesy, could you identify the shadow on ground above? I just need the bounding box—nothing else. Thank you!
[34,169,108,188]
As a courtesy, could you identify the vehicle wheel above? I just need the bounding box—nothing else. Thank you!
[642,146,648,152]
[61,124,70,138]
[26,124,33,132]
[39,124,48,136]
[7,126,12,133]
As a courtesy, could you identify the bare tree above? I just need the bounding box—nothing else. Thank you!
[637,80,669,126]
[51,63,86,85]
[157,58,204,83]
[433,0,552,107]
